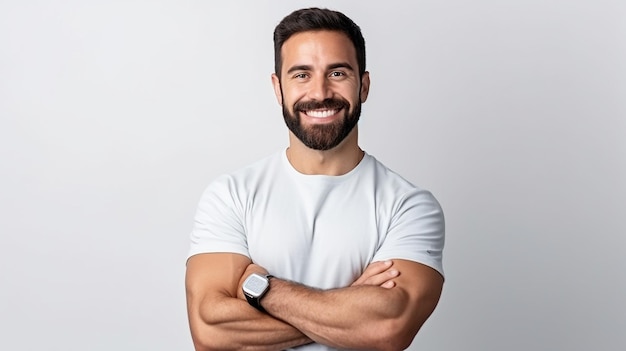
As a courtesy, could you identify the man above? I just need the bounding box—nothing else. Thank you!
[186,7,445,351]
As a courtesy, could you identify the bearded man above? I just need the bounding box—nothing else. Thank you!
[185,7,445,351]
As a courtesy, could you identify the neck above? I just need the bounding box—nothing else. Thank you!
[286,127,363,176]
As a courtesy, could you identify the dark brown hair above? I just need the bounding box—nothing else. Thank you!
[273,8,366,78]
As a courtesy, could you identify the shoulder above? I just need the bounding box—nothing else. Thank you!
[207,151,283,189]
[363,153,444,238]
[366,155,445,275]
[363,153,439,202]
[194,151,284,212]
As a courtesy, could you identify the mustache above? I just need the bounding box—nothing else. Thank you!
[294,98,349,112]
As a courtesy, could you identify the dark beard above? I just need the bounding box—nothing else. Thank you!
[282,97,361,151]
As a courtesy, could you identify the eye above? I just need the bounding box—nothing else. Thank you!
[293,73,309,79]
[329,71,345,78]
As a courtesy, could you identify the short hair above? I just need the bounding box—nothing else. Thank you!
[273,8,366,78]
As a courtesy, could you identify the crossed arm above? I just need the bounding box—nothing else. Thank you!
[185,253,443,351]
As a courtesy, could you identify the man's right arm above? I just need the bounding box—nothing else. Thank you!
[186,253,400,351]
[185,252,312,351]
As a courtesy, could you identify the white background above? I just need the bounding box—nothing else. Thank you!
[1,1,625,350]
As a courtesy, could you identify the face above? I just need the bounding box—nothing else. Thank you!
[272,30,370,150]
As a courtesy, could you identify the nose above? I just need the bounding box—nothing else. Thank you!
[307,75,333,101]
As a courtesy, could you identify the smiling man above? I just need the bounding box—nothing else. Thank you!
[185,8,445,351]
[278,30,363,153]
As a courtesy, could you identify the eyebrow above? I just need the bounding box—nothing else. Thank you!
[286,62,355,75]
[328,62,354,71]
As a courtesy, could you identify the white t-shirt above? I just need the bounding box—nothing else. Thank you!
[188,150,445,349]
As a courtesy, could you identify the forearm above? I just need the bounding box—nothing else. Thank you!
[186,253,312,351]
[190,293,311,351]
[261,279,410,351]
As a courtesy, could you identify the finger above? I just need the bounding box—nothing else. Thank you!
[381,280,395,289]
[353,267,399,287]
[368,269,399,287]
[352,260,393,286]
[352,261,393,286]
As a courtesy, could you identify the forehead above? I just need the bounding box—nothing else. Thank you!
[281,30,357,70]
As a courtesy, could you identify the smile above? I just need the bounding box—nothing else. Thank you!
[303,109,340,118]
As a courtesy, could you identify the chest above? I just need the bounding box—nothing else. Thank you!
[244,183,389,289]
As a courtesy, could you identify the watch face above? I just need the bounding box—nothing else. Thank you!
[243,274,269,297]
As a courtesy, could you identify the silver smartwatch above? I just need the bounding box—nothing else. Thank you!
[242,273,274,312]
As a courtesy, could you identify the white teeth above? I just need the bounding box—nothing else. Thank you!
[305,109,338,118]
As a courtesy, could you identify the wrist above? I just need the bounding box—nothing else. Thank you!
[242,273,274,312]
[237,264,268,299]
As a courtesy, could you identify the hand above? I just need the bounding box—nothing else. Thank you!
[237,263,269,300]
[351,260,399,289]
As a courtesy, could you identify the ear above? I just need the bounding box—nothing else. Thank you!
[271,73,283,106]
[359,71,370,103]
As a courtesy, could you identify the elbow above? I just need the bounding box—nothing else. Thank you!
[192,338,213,351]
[368,318,419,351]
[190,312,240,351]
[372,297,417,350]
[193,341,229,351]
[191,325,238,351]
[189,300,241,351]
[190,326,218,351]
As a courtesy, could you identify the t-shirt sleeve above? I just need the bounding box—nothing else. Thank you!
[187,175,250,261]
[372,189,445,277]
